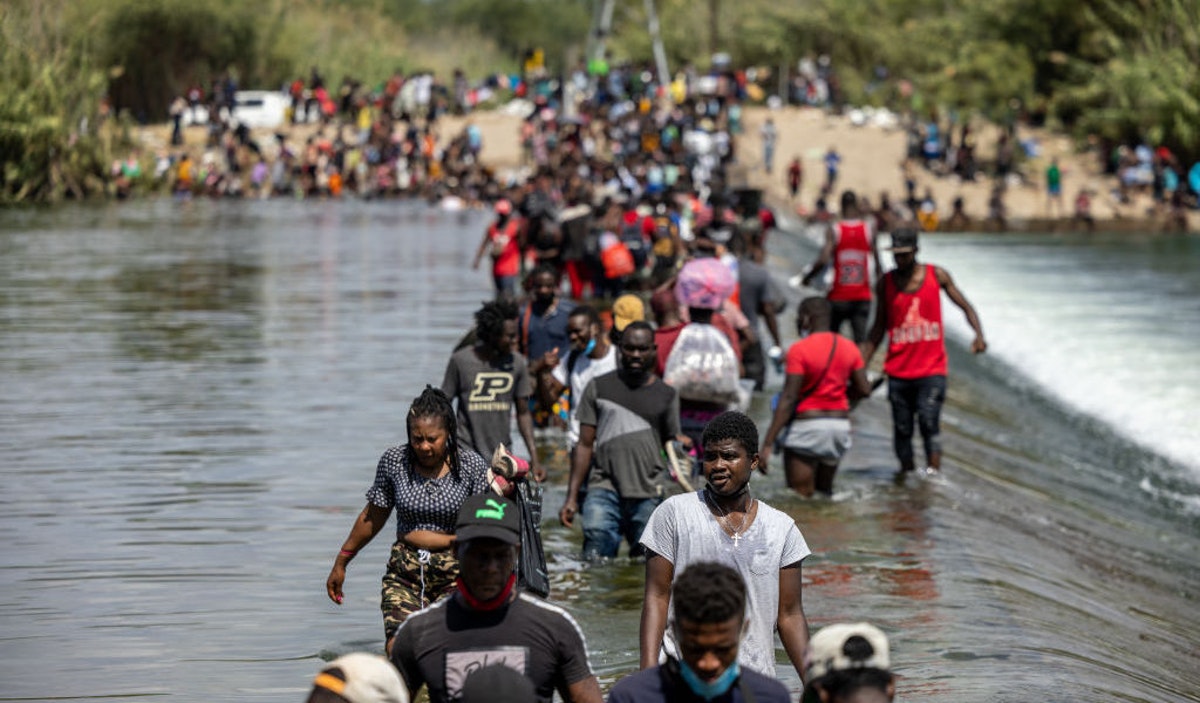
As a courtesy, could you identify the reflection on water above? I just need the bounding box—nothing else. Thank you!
[0,201,1197,702]
[112,258,265,362]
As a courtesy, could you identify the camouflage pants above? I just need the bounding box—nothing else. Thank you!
[380,541,459,639]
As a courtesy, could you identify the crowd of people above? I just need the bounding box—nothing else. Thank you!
[154,63,525,201]
[144,57,783,204]
[156,105,497,202]
[880,111,1200,234]
[303,52,999,700]
[127,58,1200,244]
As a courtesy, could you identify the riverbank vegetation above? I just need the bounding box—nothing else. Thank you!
[3,0,1197,204]
[628,0,1199,158]
[1,2,117,203]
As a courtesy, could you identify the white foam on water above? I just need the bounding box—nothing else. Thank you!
[1139,477,1200,516]
[918,236,1200,478]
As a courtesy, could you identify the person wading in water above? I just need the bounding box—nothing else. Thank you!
[638,411,811,679]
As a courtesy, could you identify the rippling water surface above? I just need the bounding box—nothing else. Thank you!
[1,200,1196,701]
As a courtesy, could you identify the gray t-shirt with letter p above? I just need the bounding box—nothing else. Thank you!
[441,346,532,458]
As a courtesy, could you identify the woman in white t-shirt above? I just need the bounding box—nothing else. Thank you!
[638,410,811,678]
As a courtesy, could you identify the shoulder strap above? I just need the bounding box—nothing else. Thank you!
[737,671,758,703]
[563,348,584,398]
[520,303,532,356]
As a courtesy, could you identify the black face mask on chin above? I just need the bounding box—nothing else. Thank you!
[620,365,650,384]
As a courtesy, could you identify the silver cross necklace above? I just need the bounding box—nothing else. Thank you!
[704,488,755,547]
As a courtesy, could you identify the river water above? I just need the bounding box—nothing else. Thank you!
[1,200,1197,702]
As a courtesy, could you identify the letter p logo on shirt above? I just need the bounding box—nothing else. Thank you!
[470,372,514,402]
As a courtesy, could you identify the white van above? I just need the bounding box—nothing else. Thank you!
[229,91,289,129]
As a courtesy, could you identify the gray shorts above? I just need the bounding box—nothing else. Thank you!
[782,417,852,463]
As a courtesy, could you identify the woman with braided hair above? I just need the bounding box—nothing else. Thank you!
[325,385,491,654]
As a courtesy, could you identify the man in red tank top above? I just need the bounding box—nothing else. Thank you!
[800,190,881,342]
[862,228,986,476]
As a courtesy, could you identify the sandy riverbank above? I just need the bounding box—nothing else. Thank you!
[135,104,1195,232]
[734,105,1196,233]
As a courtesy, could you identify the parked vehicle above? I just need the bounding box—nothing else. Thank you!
[180,91,307,129]
[229,91,289,129]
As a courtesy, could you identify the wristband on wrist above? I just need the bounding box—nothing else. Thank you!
[338,549,357,558]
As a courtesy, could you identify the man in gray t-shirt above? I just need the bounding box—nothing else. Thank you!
[735,235,784,391]
[442,300,542,479]
[559,323,683,560]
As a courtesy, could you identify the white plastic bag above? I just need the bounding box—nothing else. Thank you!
[663,323,741,405]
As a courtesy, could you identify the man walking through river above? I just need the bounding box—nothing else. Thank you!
[861,228,986,476]
[801,190,880,343]
[390,494,602,703]
[442,300,543,480]
[558,322,684,559]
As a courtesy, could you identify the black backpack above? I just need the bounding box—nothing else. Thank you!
[619,219,648,269]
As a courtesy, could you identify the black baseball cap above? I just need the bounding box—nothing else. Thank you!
[886,228,919,253]
[455,494,520,545]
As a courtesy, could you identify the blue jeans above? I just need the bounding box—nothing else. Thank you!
[493,274,517,300]
[887,375,946,469]
[580,488,661,560]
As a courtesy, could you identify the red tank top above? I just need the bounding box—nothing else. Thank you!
[488,220,521,277]
[828,220,872,301]
[883,264,947,378]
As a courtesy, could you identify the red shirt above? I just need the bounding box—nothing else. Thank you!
[829,220,873,302]
[883,264,947,378]
[488,219,521,277]
[787,161,802,187]
[621,210,655,237]
[759,207,776,231]
[654,323,686,377]
[785,332,864,412]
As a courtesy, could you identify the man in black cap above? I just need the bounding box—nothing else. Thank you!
[862,227,986,476]
[389,494,602,703]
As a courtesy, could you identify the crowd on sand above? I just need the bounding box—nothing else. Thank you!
[886,119,1197,233]
[280,57,1005,703]
[98,53,1197,242]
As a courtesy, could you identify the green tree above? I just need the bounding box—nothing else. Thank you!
[1054,0,1200,159]
[100,0,270,121]
[0,0,113,203]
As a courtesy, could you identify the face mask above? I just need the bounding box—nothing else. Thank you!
[678,658,740,701]
[456,572,516,612]
[582,337,597,356]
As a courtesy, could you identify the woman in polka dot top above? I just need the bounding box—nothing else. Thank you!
[325,385,492,653]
